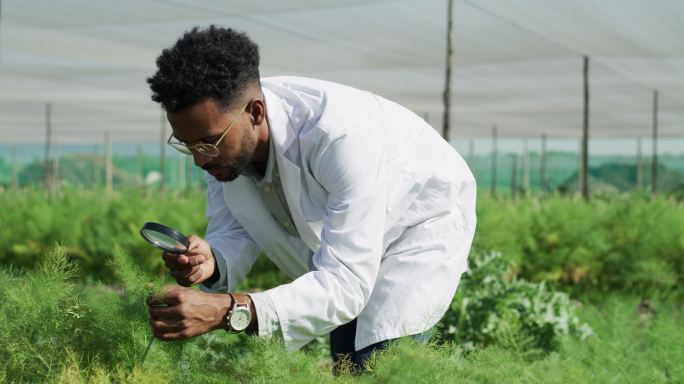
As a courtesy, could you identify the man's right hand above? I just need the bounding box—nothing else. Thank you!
[162,235,216,287]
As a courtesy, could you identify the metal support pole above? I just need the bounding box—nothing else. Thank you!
[441,0,454,141]
[581,56,590,201]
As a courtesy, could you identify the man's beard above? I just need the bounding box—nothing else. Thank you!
[203,132,256,182]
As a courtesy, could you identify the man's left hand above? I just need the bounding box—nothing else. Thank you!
[147,285,231,341]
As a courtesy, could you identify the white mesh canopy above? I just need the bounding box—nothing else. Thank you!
[0,0,682,144]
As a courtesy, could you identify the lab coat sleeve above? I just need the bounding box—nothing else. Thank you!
[200,173,261,293]
[264,118,385,351]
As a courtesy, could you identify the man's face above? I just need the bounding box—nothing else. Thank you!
[167,98,256,182]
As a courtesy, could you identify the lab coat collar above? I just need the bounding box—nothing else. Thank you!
[262,86,297,153]
[262,85,322,251]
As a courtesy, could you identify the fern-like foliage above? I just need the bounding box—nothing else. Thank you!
[439,251,593,357]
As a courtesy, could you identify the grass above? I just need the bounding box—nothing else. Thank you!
[1,246,682,383]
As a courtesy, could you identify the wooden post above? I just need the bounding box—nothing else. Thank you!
[636,137,642,191]
[442,0,454,141]
[105,131,112,193]
[540,134,547,193]
[491,125,498,196]
[160,107,166,192]
[581,56,590,201]
[652,90,659,196]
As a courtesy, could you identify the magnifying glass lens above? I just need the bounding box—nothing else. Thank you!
[141,229,186,251]
[140,222,190,254]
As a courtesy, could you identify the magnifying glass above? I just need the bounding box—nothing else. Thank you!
[139,222,190,254]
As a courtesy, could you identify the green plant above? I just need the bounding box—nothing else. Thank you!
[439,251,593,356]
[2,245,683,382]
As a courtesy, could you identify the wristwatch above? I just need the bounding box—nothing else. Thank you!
[225,294,252,333]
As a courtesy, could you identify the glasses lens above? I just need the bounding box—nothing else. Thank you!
[169,142,192,155]
[194,144,219,157]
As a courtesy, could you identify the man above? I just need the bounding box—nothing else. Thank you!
[146,26,476,371]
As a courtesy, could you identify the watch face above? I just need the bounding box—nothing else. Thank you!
[230,307,251,331]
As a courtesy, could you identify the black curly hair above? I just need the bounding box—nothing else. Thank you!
[147,26,260,113]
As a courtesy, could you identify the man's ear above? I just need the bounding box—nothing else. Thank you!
[250,99,266,126]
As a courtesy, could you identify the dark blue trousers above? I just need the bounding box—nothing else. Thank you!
[329,318,432,373]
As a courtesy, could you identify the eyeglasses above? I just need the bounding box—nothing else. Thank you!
[167,102,249,157]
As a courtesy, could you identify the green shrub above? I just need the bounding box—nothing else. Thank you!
[439,251,593,356]
[0,188,206,282]
[472,194,684,295]
[1,245,682,383]
[1,189,682,295]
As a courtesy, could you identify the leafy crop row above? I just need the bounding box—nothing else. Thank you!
[2,245,681,383]
[1,188,682,295]
[475,194,684,296]
[0,188,206,282]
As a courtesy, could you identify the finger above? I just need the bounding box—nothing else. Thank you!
[150,318,184,332]
[146,286,183,306]
[169,265,200,277]
[148,312,188,340]
[170,267,200,286]
[153,330,190,341]
[186,235,204,252]
[149,305,183,320]
[187,268,205,284]
[162,251,188,268]
[146,293,166,307]
[185,254,206,266]
[163,250,205,268]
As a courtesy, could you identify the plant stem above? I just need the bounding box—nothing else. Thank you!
[142,338,154,365]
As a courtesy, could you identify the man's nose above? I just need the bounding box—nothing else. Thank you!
[192,151,212,167]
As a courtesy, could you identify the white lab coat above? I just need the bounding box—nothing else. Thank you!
[202,76,477,351]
